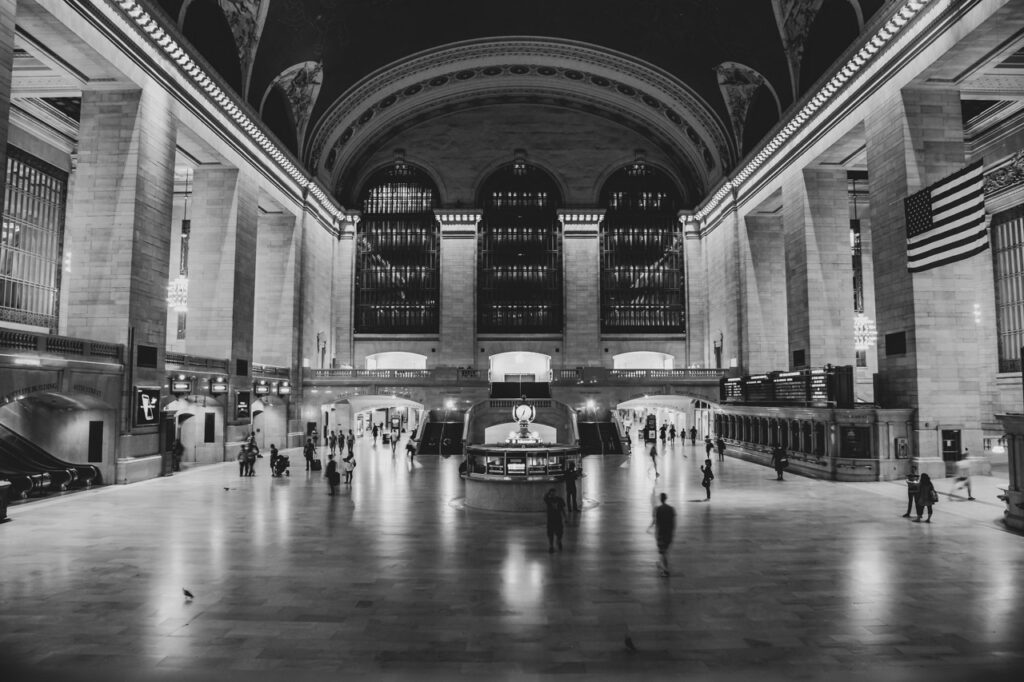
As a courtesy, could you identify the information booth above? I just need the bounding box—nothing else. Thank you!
[461,396,582,511]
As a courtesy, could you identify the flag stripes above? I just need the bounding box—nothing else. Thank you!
[904,160,988,273]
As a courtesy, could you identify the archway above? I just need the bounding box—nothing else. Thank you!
[613,351,675,370]
[163,397,226,466]
[366,352,427,370]
[615,394,719,445]
[0,391,116,484]
[488,351,551,383]
[251,397,287,451]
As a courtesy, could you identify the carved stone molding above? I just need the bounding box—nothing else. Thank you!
[307,38,735,197]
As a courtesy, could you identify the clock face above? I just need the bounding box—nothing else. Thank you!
[514,404,534,421]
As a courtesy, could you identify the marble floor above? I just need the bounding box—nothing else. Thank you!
[2,437,1023,682]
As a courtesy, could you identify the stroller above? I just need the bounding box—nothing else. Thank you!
[270,451,290,477]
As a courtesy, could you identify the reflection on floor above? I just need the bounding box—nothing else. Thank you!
[1,437,1023,682]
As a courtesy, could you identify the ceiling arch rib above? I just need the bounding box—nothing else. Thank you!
[306,38,736,205]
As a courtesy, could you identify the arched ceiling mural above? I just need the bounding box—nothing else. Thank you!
[154,0,886,205]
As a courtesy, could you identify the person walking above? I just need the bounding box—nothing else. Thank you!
[329,430,338,456]
[659,423,667,442]
[700,458,714,500]
[902,468,921,517]
[237,445,248,477]
[689,426,697,447]
[771,445,788,480]
[171,438,185,472]
[715,436,726,462]
[325,454,339,495]
[649,444,660,478]
[914,473,937,522]
[245,444,257,476]
[343,456,356,485]
[543,488,568,553]
[950,452,975,500]
[564,461,581,512]
[391,430,399,456]
[668,425,676,442]
[372,424,379,445]
[654,492,676,576]
[303,438,315,471]
[405,439,416,460]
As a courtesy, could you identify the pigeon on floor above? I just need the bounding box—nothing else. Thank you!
[183,588,194,600]
[624,635,637,653]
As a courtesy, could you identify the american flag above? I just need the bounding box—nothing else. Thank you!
[904,161,987,273]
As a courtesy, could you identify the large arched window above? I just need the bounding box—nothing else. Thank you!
[477,160,562,333]
[354,161,440,333]
[599,160,685,333]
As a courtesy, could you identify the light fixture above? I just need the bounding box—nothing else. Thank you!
[512,149,528,176]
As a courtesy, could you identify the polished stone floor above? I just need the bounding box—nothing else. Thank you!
[2,437,1023,682]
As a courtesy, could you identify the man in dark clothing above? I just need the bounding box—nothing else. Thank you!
[325,454,339,495]
[564,462,581,511]
[654,493,676,576]
[704,436,714,458]
[171,439,184,472]
[544,488,568,553]
[715,436,726,462]
[689,426,697,446]
[303,438,315,471]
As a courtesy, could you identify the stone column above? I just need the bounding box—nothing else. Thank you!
[64,88,175,351]
[63,87,176,447]
[865,87,997,476]
[185,167,259,376]
[559,210,604,369]
[332,214,359,368]
[742,214,787,373]
[435,210,480,369]
[0,0,14,200]
[254,211,299,368]
[681,214,707,369]
[782,167,854,370]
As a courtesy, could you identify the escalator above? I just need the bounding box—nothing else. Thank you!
[416,412,465,456]
[0,424,101,498]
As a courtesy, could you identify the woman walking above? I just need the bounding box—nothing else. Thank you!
[914,473,937,522]
[700,458,714,500]
[649,444,660,478]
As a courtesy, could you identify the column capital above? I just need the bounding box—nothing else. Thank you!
[339,212,361,237]
[557,209,605,226]
[678,210,701,238]
[435,209,481,237]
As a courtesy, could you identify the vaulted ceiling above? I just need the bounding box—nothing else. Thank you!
[150,0,887,205]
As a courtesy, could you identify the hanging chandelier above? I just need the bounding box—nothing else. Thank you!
[853,313,877,351]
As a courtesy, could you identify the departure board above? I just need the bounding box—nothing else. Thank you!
[721,378,744,402]
[809,369,829,406]
[772,371,807,403]
[745,375,773,402]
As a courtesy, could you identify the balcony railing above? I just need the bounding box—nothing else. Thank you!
[307,366,725,385]
[0,329,123,362]
[164,352,230,373]
[252,363,291,378]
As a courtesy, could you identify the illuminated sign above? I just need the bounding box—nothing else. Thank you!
[253,379,271,396]
[134,387,161,426]
[209,377,228,394]
[170,374,192,394]
[236,391,250,419]
[277,380,291,396]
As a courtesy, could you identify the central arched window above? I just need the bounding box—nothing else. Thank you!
[477,161,562,333]
[354,162,440,333]
[600,160,685,333]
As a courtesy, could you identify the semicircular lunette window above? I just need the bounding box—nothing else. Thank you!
[599,159,685,334]
[355,161,440,334]
[477,160,563,334]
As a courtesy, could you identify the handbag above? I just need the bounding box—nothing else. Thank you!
[930,489,939,504]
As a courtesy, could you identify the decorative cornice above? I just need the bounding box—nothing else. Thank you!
[108,0,347,225]
[435,210,482,234]
[692,0,933,224]
[557,211,605,226]
[309,38,735,198]
[984,150,1024,198]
